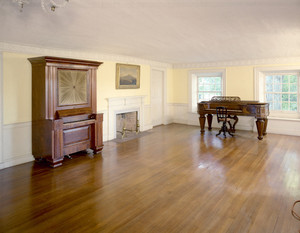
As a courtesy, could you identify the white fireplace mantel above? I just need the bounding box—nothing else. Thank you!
[106,96,146,140]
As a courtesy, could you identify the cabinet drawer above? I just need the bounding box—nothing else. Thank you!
[63,125,91,146]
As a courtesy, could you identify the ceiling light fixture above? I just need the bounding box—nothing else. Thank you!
[12,0,69,12]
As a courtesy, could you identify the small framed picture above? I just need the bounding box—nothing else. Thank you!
[116,63,140,89]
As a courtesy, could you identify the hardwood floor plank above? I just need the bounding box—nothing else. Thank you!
[0,124,299,233]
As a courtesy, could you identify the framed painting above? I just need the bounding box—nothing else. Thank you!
[116,63,140,89]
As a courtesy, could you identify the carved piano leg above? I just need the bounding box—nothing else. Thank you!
[256,118,265,140]
[228,121,233,132]
[207,114,213,130]
[199,114,206,133]
[263,118,268,136]
[232,116,239,133]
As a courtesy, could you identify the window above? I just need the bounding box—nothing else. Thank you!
[265,73,298,112]
[255,66,300,118]
[189,69,225,112]
[197,76,223,102]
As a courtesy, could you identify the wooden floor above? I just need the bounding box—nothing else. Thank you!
[0,124,300,233]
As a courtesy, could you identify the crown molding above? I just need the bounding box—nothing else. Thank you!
[0,42,172,69]
[173,57,300,69]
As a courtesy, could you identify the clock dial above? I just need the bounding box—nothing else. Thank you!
[58,70,88,106]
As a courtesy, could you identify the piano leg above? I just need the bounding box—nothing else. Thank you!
[207,114,213,130]
[232,116,239,132]
[263,118,268,136]
[256,118,265,140]
[199,114,206,133]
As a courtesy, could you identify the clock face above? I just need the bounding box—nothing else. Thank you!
[58,70,88,106]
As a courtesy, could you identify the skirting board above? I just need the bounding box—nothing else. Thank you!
[0,153,34,170]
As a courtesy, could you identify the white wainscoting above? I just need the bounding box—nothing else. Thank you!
[143,104,153,131]
[1,122,34,169]
[1,103,300,170]
[167,103,300,136]
[263,117,300,136]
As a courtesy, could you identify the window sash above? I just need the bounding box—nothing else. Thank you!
[197,76,223,102]
[264,73,299,113]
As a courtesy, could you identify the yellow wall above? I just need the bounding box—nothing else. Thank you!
[97,61,150,110]
[226,66,254,100]
[172,63,300,104]
[172,69,188,103]
[3,52,32,124]
[2,52,152,124]
[166,68,174,103]
[4,51,300,125]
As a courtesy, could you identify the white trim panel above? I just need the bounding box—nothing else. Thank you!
[1,122,34,170]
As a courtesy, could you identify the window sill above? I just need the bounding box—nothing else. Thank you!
[268,116,300,122]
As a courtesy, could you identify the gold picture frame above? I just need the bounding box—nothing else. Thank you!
[116,63,140,89]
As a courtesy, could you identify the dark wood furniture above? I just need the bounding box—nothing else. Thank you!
[197,96,269,140]
[29,56,103,167]
[216,106,234,138]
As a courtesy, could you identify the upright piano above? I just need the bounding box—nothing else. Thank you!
[29,56,103,167]
[197,96,269,140]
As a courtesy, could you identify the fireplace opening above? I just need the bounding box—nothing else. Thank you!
[116,111,140,139]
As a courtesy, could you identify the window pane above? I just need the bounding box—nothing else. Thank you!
[274,102,281,110]
[204,85,211,91]
[269,102,274,110]
[290,94,297,102]
[266,93,273,102]
[274,75,281,84]
[215,77,221,82]
[282,94,288,101]
[215,84,221,91]
[266,76,273,84]
[282,75,289,83]
[274,94,281,102]
[282,84,289,92]
[198,94,203,101]
[282,102,288,110]
[290,75,297,83]
[204,93,210,100]
[290,103,298,111]
[199,85,204,91]
[290,84,297,92]
[274,84,281,92]
[266,83,273,92]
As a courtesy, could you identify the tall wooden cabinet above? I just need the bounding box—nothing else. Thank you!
[29,56,103,167]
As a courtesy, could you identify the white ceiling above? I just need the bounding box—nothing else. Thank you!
[1,0,300,64]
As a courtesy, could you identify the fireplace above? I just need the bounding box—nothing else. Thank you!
[116,111,139,138]
[106,96,146,140]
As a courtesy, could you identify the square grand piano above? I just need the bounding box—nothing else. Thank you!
[197,96,269,140]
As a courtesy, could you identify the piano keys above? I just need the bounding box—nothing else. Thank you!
[197,96,269,140]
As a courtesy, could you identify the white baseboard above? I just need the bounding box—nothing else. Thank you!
[143,124,153,131]
[1,153,34,169]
